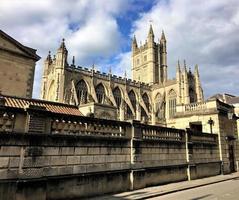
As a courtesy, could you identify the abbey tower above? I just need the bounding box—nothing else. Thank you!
[132,25,167,84]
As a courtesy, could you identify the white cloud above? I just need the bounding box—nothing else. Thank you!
[127,0,239,97]
[0,0,130,98]
[1,0,239,99]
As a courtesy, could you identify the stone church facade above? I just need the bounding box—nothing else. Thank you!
[41,25,204,127]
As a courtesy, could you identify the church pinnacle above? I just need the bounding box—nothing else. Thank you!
[147,24,154,42]
[160,30,166,41]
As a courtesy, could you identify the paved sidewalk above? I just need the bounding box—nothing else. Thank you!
[89,172,239,200]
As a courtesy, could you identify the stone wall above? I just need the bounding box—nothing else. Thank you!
[187,130,221,179]
[0,33,39,98]
[0,106,224,199]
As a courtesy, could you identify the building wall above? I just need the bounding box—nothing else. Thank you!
[0,31,39,98]
[0,102,223,199]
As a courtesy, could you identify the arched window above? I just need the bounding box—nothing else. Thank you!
[154,93,165,120]
[168,89,177,118]
[189,88,196,103]
[95,83,105,104]
[142,93,150,111]
[128,90,136,111]
[113,87,122,108]
[126,105,134,119]
[76,80,88,104]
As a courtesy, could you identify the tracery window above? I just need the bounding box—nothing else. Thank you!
[155,93,165,120]
[168,89,177,118]
[95,83,105,104]
[189,88,196,103]
[113,87,122,108]
[128,90,136,111]
[142,93,150,111]
[76,80,88,104]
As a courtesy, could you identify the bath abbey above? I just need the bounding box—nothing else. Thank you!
[0,25,239,199]
[40,25,203,127]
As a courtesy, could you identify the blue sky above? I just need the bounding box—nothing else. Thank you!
[1,0,239,98]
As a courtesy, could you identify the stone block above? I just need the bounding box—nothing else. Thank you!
[23,156,50,168]
[57,166,73,175]
[80,156,93,164]
[109,163,121,170]
[88,147,100,155]
[0,146,21,156]
[86,164,108,173]
[106,155,117,163]
[50,156,67,166]
[0,169,18,180]
[116,155,126,162]
[93,155,106,163]
[100,147,108,154]
[67,156,81,165]
[0,157,9,168]
[43,167,59,177]
[60,147,74,155]
[9,157,20,168]
[73,165,87,174]
[75,147,88,155]
[42,147,59,156]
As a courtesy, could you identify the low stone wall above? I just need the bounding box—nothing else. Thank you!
[189,162,221,180]
[0,106,223,199]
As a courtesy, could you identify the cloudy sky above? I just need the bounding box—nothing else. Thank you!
[1,0,239,98]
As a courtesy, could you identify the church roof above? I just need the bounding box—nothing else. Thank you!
[208,93,239,105]
[0,94,82,116]
[0,29,41,61]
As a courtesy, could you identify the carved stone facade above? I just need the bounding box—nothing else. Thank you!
[0,30,40,98]
[40,26,203,126]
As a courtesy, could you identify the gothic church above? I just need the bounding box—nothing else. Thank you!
[41,25,203,127]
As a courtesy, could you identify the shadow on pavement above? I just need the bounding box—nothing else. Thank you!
[190,194,212,200]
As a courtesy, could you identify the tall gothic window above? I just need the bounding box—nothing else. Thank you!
[142,93,150,111]
[168,89,177,118]
[76,80,88,104]
[155,93,165,120]
[189,88,196,103]
[95,83,105,104]
[113,87,121,108]
[128,90,136,111]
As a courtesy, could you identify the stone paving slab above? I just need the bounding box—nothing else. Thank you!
[88,172,239,200]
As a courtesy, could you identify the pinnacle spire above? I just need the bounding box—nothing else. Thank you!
[194,64,199,75]
[72,56,75,66]
[45,51,52,62]
[132,35,138,47]
[183,59,187,72]
[161,30,166,41]
[58,38,67,53]
[148,24,154,36]
[176,60,181,72]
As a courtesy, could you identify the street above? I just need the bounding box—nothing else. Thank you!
[150,178,239,200]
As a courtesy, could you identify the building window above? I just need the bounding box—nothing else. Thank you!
[137,59,140,65]
[155,93,165,120]
[126,105,134,119]
[95,83,105,104]
[144,55,147,62]
[142,93,150,111]
[189,88,196,103]
[76,80,88,104]
[128,90,136,111]
[113,87,122,108]
[168,89,177,118]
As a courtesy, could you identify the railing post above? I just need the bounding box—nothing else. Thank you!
[185,129,191,181]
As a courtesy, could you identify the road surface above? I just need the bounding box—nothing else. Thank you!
[150,178,239,200]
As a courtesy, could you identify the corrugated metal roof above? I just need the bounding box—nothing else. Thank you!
[2,95,82,116]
